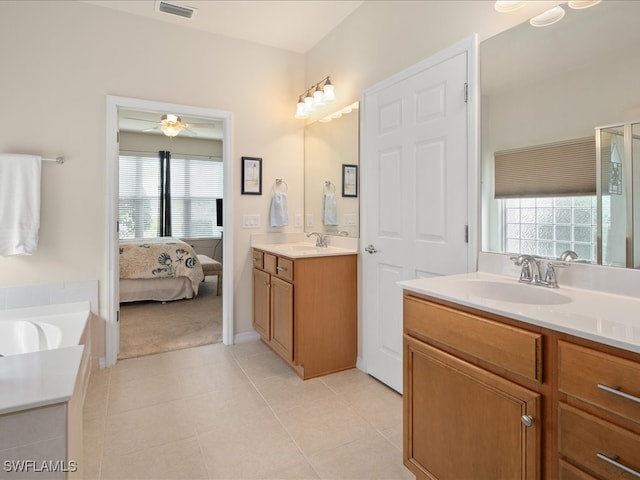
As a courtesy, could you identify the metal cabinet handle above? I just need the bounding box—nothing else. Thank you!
[521,415,534,427]
[276,266,288,272]
[597,383,640,404]
[596,453,640,478]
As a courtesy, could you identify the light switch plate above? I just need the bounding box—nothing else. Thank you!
[294,214,303,227]
[305,213,314,227]
[242,214,261,228]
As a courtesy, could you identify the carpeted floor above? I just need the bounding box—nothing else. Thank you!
[118,277,222,360]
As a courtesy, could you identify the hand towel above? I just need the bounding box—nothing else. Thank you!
[0,154,42,256]
[270,192,289,227]
[323,192,338,226]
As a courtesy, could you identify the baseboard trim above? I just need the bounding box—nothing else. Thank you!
[234,331,260,344]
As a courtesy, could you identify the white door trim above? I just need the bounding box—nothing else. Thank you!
[359,35,479,374]
[104,95,234,367]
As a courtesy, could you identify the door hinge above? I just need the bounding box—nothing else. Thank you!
[464,225,469,243]
[117,221,120,233]
[464,83,468,103]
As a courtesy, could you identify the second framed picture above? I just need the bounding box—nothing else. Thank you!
[241,156,262,195]
[342,164,358,197]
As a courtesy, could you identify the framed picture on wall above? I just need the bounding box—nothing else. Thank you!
[342,164,358,197]
[241,156,262,195]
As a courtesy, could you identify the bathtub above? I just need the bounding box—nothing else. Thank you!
[0,301,90,356]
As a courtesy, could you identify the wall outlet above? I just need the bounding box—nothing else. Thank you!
[242,214,261,228]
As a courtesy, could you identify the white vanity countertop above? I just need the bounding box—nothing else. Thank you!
[253,242,358,259]
[400,272,640,354]
[0,345,84,415]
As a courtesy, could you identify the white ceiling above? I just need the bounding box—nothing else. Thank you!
[84,0,364,54]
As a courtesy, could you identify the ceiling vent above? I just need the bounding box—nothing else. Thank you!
[155,1,198,19]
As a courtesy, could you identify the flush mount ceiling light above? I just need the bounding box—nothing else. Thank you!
[494,1,528,13]
[294,76,336,119]
[567,0,602,9]
[530,5,565,27]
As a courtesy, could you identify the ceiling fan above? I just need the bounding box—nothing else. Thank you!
[125,113,214,138]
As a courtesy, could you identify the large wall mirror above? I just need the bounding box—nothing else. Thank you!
[304,102,360,238]
[481,1,640,268]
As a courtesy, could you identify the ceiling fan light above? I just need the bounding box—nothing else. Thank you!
[567,0,602,9]
[494,1,527,13]
[529,5,565,27]
[160,124,181,137]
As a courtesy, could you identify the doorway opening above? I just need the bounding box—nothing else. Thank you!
[105,96,234,367]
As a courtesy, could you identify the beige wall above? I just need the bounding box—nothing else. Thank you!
[0,0,563,362]
[0,1,305,359]
[304,1,562,118]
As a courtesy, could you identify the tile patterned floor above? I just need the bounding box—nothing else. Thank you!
[83,340,415,480]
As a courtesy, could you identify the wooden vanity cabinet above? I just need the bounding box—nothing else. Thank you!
[252,248,357,379]
[403,293,542,480]
[403,290,640,480]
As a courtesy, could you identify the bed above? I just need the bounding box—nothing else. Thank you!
[119,237,204,303]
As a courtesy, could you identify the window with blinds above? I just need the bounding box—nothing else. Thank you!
[494,137,596,198]
[119,153,223,240]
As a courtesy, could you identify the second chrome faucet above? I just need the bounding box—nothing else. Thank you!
[510,254,569,288]
[307,232,327,247]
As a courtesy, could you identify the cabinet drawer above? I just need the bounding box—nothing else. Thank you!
[263,253,277,274]
[559,461,598,480]
[404,295,543,382]
[558,341,640,424]
[275,257,293,282]
[252,249,263,269]
[559,403,640,479]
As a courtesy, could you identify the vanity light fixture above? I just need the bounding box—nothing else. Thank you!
[494,1,528,13]
[294,76,336,119]
[530,5,565,27]
[567,0,602,9]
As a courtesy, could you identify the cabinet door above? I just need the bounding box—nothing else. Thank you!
[270,276,294,362]
[252,268,270,341]
[404,336,540,480]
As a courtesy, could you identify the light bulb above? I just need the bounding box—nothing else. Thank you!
[313,86,325,107]
[295,101,308,119]
[323,79,336,103]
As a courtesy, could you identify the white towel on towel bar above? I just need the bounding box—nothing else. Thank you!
[270,192,289,227]
[0,154,42,256]
[323,193,338,226]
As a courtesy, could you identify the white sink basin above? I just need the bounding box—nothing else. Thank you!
[459,280,572,305]
[281,244,322,252]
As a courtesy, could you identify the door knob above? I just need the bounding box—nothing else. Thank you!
[365,244,379,254]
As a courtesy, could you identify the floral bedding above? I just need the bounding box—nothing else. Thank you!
[119,237,204,295]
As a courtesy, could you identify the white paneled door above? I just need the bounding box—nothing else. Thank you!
[362,39,477,393]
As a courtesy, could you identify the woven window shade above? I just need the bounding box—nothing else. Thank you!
[494,137,596,198]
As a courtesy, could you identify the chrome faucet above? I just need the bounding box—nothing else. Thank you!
[307,232,327,247]
[510,254,569,288]
[511,255,542,284]
[559,250,578,262]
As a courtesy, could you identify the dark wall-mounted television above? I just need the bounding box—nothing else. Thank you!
[216,198,223,227]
